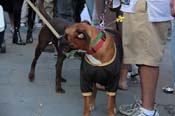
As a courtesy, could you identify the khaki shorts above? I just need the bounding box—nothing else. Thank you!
[122,0,171,66]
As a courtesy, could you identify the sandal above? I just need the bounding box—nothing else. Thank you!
[162,86,174,94]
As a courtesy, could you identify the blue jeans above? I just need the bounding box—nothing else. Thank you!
[171,20,175,88]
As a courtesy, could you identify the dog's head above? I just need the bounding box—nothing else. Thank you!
[64,21,97,52]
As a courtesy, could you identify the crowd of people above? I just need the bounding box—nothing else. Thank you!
[0,0,175,116]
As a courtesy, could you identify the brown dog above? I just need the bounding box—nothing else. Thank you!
[65,23,123,116]
[28,0,76,93]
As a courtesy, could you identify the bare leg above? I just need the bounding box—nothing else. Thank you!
[8,13,14,28]
[139,65,159,110]
[119,64,130,90]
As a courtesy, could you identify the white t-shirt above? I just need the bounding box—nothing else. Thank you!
[146,0,173,22]
[120,0,138,13]
[112,0,121,8]
[120,0,174,22]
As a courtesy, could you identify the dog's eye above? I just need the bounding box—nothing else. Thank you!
[77,33,84,39]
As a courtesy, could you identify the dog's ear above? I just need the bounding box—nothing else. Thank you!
[75,29,91,43]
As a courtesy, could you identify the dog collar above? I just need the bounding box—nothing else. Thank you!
[87,31,106,54]
[85,42,117,67]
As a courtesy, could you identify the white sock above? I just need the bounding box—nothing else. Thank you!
[141,107,155,116]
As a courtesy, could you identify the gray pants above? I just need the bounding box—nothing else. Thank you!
[54,0,75,22]
[171,20,175,88]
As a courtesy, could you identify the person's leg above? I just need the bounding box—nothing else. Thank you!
[54,0,74,22]
[20,0,28,26]
[0,30,6,53]
[139,65,159,110]
[171,20,175,88]
[13,0,25,45]
[119,64,130,90]
[73,0,85,22]
[26,0,36,43]
[8,13,14,27]
[8,13,14,33]
[92,0,105,25]
[104,4,119,29]
[162,20,175,93]
[5,0,14,33]
[44,0,54,18]
[85,0,94,21]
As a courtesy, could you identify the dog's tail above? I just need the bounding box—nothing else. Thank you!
[37,0,51,21]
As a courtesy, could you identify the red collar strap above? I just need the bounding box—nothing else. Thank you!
[87,31,106,54]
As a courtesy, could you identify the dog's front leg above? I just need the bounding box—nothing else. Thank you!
[84,96,91,116]
[55,53,66,93]
[107,95,116,116]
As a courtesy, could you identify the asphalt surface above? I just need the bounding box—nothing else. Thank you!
[0,12,175,116]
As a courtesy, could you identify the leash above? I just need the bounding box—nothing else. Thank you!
[26,0,60,39]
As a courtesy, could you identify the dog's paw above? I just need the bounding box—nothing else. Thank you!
[90,104,95,111]
[114,107,117,114]
[61,77,67,83]
[56,88,65,94]
[28,72,35,82]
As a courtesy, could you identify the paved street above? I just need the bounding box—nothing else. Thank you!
[0,11,175,116]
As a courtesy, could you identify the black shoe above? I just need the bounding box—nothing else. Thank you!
[26,31,33,44]
[13,31,26,45]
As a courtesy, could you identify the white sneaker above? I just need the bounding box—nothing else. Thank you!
[132,107,159,116]
[10,27,14,33]
[119,100,141,115]
[119,100,159,116]
[20,23,26,27]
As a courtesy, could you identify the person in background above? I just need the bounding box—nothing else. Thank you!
[0,3,6,53]
[54,0,85,22]
[85,0,94,21]
[9,0,26,45]
[119,0,173,116]
[0,0,25,45]
[91,0,122,30]
[20,0,29,27]
[170,0,175,90]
